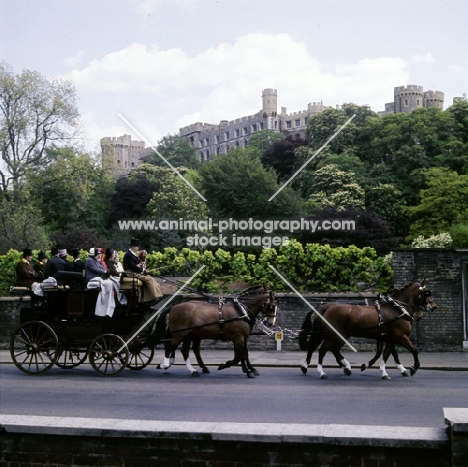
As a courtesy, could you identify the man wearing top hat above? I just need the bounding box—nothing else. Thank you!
[123,238,162,307]
[15,248,40,288]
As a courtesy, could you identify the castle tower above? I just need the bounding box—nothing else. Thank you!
[394,85,424,113]
[423,90,444,109]
[262,88,278,117]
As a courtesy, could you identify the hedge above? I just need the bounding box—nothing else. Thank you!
[1,240,392,296]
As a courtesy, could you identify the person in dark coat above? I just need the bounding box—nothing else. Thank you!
[44,247,67,283]
[33,251,47,281]
[72,248,85,274]
[15,248,40,288]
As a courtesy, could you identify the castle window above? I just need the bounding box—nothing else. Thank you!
[295,119,300,127]
[252,123,257,132]
[225,131,229,140]
[260,122,264,130]
[243,127,248,135]
[235,129,240,137]
[417,99,420,106]
[404,99,409,107]
[215,135,219,144]
[286,121,292,129]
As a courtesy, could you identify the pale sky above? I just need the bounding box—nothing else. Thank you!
[1,0,467,153]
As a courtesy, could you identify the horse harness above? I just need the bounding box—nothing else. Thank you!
[374,293,416,336]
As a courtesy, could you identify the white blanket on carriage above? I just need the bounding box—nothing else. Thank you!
[87,276,123,317]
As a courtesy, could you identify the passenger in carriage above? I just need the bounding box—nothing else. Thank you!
[85,248,110,283]
[104,248,124,277]
[123,238,162,307]
[72,248,85,273]
[33,251,47,281]
[44,248,73,285]
[14,248,40,289]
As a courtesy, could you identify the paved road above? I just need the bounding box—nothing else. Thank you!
[1,362,467,428]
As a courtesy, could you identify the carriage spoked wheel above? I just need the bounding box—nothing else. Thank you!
[88,334,129,377]
[54,344,88,369]
[10,321,59,375]
[127,337,154,370]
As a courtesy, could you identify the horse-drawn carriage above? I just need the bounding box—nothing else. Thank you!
[9,272,278,378]
[9,271,165,377]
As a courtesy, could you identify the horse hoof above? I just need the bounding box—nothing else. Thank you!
[218,364,225,371]
[401,370,410,377]
[156,364,161,369]
[252,369,260,376]
[360,364,367,372]
[247,372,256,379]
[410,367,416,376]
[382,375,391,380]
[320,374,328,380]
[344,368,352,377]
[191,371,200,378]
[202,367,210,374]
[301,366,308,374]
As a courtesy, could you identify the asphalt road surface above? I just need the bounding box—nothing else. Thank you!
[1,363,467,428]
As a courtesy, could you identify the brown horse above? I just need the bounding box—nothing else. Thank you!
[158,284,278,378]
[299,280,436,379]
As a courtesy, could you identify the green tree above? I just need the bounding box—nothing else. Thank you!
[0,194,49,254]
[308,164,365,210]
[247,130,284,153]
[145,134,200,169]
[407,167,468,239]
[27,147,113,235]
[198,147,305,219]
[0,62,79,197]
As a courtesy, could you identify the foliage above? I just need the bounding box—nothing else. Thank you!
[49,226,106,251]
[198,147,305,220]
[144,134,200,169]
[406,167,468,240]
[450,224,468,248]
[27,146,113,235]
[246,130,284,153]
[0,195,49,254]
[1,242,393,296]
[0,62,79,196]
[411,233,452,248]
[260,135,307,181]
[308,164,366,210]
[295,207,401,252]
[0,249,26,296]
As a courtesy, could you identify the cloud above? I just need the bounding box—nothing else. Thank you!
[450,65,467,74]
[63,32,412,149]
[410,51,436,64]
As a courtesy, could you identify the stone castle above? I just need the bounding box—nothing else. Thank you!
[101,84,446,171]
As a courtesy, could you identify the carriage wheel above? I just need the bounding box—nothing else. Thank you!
[54,344,88,369]
[127,338,155,370]
[10,321,59,375]
[88,334,129,377]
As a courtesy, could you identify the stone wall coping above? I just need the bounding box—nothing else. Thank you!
[444,408,468,432]
[0,415,448,449]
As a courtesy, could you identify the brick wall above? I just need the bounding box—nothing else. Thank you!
[392,248,468,350]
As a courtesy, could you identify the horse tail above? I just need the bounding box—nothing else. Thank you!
[298,310,315,351]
